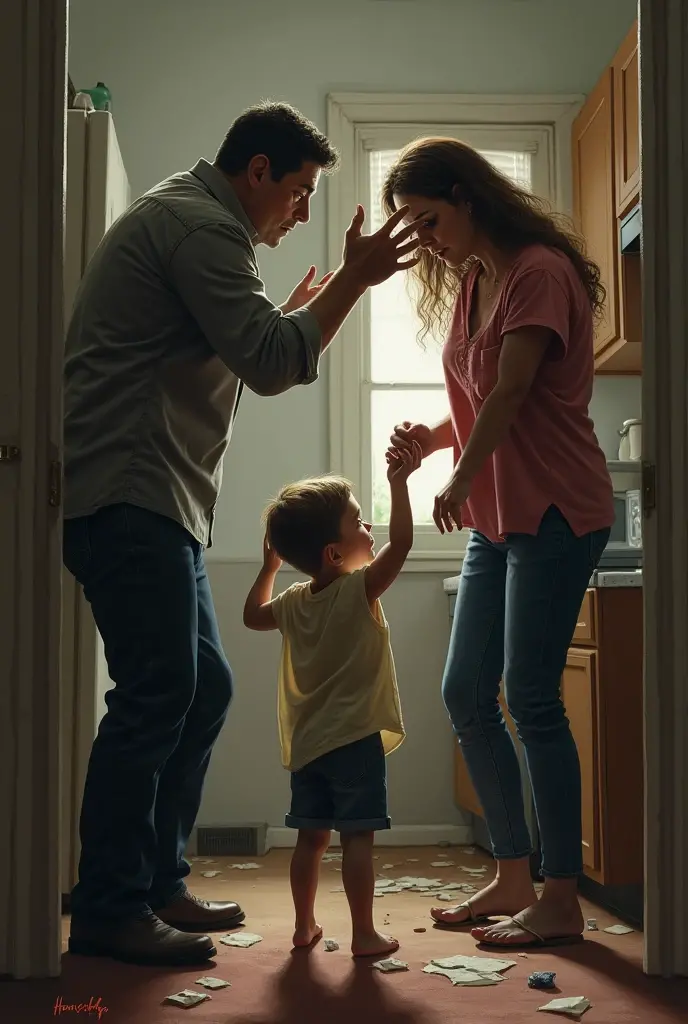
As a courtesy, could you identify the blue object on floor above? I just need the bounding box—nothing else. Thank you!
[528,971,557,990]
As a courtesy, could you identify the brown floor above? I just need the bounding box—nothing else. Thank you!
[1,847,687,1023]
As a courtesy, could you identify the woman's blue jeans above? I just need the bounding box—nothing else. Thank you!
[442,505,610,878]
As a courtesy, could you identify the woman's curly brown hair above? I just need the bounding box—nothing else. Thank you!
[381,137,605,346]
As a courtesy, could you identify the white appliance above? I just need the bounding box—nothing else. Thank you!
[64,109,131,317]
[61,109,131,896]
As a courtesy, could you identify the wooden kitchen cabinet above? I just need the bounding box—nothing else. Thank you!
[453,587,643,888]
[572,68,619,361]
[613,22,640,216]
[571,20,641,374]
[561,649,600,873]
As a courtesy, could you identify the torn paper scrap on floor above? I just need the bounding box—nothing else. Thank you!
[462,867,488,875]
[164,990,211,1008]
[604,924,634,935]
[196,977,231,989]
[423,953,516,987]
[396,876,443,888]
[219,932,263,948]
[430,861,455,867]
[407,858,419,862]
[373,958,409,972]
[423,964,503,987]
[229,863,260,870]
[431,954,517,974]
[463,847,477,855]
[323,853,343,862]
[537,996,591,1019]
[324,938,339,952]
[201,870,222,877]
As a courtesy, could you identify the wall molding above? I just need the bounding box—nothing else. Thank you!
[187,823,473,854]
[205,556,463,573]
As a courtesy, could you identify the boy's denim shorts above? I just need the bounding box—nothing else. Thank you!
[286,732,391,833]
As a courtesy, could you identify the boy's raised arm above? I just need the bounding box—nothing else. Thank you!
[243,536,282,631]
[364,441,422,603]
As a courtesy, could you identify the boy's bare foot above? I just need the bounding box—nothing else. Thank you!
[430,876,537,926]
[351,930,399,958]
[292,921,323,948]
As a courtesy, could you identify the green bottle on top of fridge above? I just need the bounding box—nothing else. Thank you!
[79,81,112,112]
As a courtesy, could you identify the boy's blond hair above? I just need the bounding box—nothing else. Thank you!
[263,475,352,576]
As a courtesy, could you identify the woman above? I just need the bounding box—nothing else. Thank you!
[384,138,613,950]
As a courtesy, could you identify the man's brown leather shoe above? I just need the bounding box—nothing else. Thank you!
[155,890,246,932]
[68,911,217,965]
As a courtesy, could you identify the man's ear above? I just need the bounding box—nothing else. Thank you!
[246,154,270,188]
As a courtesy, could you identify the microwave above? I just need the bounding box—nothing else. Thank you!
[599,489,643,568]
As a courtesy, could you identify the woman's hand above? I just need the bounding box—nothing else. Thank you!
[281,266,334,314]
[433,470,472,535]
[388,421,434,458]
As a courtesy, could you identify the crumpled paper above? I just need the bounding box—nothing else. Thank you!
[164,990,211,1008]
[201,870,221,877]
[423,953,516,987]
[538,996,591,1019]
[229,862,260,870]
[219,931,263,947]
[324,938,339,952]
[373,957,409,972]
[196,976,230,989]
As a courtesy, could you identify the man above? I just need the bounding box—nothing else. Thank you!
[62,101,421,967]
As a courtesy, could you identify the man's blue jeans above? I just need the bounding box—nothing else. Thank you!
[442,505,609,878]
[63,503,233,921]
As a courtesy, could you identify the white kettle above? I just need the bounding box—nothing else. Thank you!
[618,418,642,461]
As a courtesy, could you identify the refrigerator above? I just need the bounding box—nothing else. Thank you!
[60,109,131,898]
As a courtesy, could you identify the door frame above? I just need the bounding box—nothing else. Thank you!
[638,0,688,977]
[0,0,67,978]
[1,0,686,978]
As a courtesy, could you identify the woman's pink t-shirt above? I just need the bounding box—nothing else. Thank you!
[442,244,614,543]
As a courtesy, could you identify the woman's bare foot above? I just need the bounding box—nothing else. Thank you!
[472,895,585,947]
[431,875,537,926]
[351,930,399,958]
[292,921,323,948]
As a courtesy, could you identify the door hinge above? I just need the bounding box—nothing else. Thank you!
[49,460,62,507]
[0,444,20,462]
[642,460,656,515]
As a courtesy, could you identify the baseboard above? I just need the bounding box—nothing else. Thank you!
[266,823,473,849]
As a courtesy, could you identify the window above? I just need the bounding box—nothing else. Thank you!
[327,96,573,564]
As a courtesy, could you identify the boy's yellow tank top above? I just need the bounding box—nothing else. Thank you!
[271,567,405,772]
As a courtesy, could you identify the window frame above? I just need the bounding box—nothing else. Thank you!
[326,92,583,568]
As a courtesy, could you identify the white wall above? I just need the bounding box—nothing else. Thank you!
[68,0,639,831]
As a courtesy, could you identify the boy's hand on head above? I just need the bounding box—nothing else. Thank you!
[263,533,283,573]
[385,440,422,484]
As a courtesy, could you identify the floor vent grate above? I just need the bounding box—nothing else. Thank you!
[196,823,268,857]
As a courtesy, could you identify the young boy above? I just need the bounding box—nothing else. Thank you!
[243,441,422,957]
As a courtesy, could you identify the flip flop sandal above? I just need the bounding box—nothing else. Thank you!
[430,901,496,929]
[473,913,585,950]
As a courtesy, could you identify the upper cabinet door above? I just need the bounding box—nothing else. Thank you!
[613,21,640,216]
[572,68,620,356]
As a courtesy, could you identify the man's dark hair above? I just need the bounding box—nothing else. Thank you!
[215,101,339,181]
